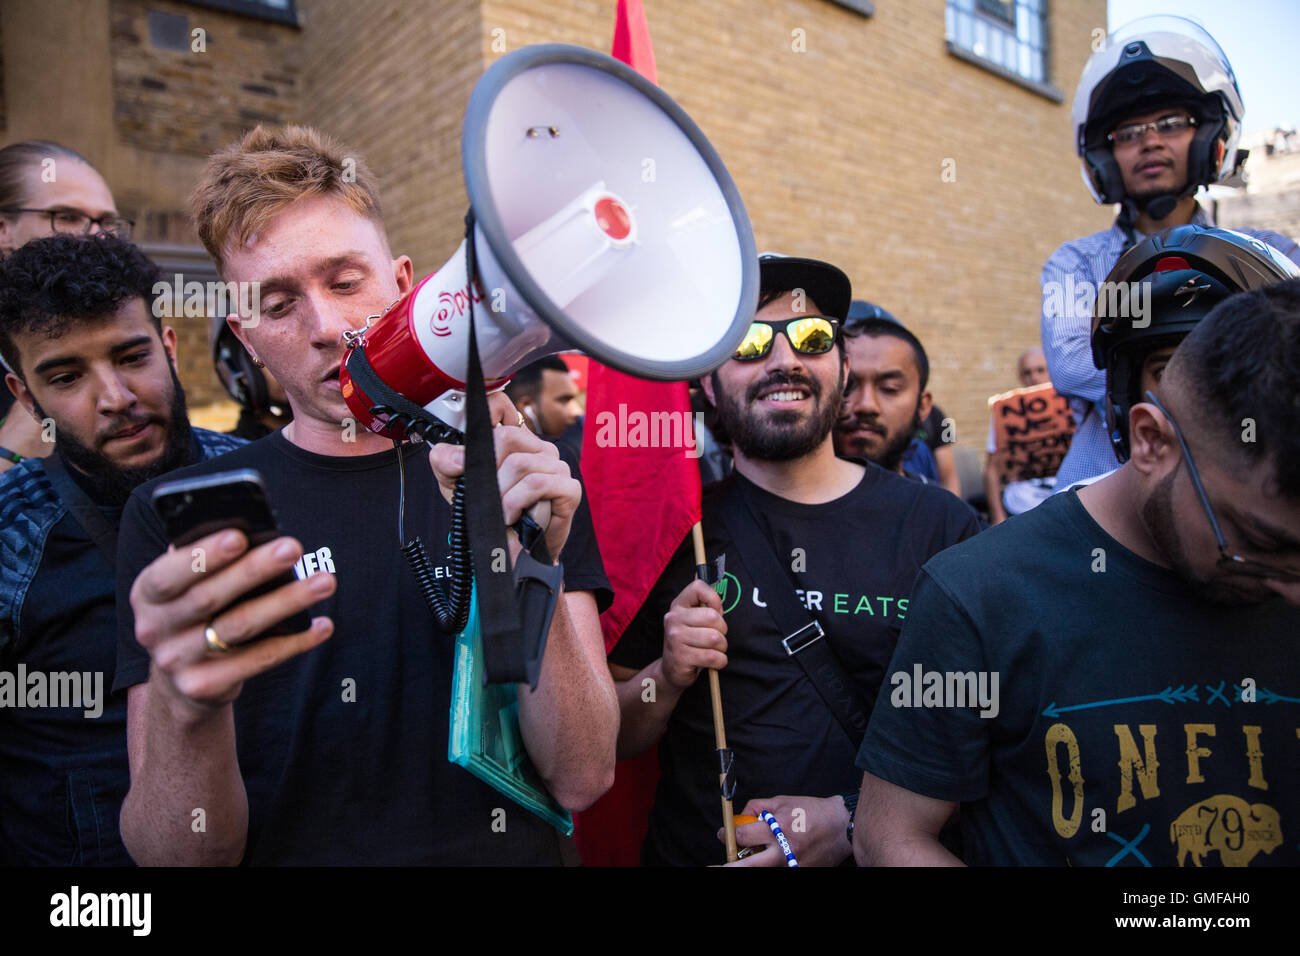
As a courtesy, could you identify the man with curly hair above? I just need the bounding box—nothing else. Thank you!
[0,140,129,472]
[0,233,243,865]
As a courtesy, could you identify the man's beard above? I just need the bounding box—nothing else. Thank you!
[36,364,195,507]
[1125,167,1186,218]
[1140,462,1271,607]
[713,367,843,463]
[838,408,919,473]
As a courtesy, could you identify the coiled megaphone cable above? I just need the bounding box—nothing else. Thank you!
[395,439,473,635]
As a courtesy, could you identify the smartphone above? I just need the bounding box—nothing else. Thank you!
[151,468,313,638]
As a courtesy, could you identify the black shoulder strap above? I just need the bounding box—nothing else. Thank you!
[715,485,870,750]
[41,455,118,565]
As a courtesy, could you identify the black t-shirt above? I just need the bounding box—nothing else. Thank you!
[609,463,980,866]
[858,489,1300,866]
[114,431,611,865]
[919,405,951,452]
[229,408,274,441]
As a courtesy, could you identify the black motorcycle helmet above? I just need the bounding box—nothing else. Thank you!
[1092,225,1299,461]
[210,313,271,414]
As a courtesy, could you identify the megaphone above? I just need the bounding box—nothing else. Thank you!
[340,43,758,440]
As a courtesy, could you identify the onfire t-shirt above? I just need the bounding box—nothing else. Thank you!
[858,489,1300,867]
[114,431,610,865]
[609,463,980,866]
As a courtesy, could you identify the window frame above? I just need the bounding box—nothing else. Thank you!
[181,0,301,29]
[945,0,1063,103]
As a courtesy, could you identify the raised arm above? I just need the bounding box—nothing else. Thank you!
[609,578,727,760]
[426,402,618,811]
[1041,244,1106,404]
[516,586,618,810]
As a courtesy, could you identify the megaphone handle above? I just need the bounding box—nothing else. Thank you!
[512,511,551,562]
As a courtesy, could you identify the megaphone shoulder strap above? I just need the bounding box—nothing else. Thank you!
[462,209,560,689]
[716,485,869,750]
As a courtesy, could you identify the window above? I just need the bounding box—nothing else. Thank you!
[946,0,1057,98]
[182,0,300,28]
[827,0,875,14]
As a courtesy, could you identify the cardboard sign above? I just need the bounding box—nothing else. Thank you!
[988,383,1075,482]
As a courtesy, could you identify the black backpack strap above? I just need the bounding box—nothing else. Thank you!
[42,455,118,566]
[715,486,870,750]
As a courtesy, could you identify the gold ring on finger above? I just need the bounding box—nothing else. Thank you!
[204,624,231,655]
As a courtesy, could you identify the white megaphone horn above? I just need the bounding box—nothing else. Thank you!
[340,43,758,440]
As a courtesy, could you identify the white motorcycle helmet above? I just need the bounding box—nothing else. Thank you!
[1073,16,1245,207]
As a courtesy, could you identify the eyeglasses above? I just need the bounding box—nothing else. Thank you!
[1145,390,1300,583]
[0,207,134,240]
[734,316,838,361]
[1107,114,1197,147]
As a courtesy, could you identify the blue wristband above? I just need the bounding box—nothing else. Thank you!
[759,810,798,867]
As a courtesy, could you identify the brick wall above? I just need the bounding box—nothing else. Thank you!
[473,0,1112,452]
[298,0,484,276]
[11,0,1111,438]
[110,0,302,159]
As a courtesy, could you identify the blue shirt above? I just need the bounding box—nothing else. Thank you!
[901,436,940,483]
[1039,206,1300,490]
[0,428,243,864]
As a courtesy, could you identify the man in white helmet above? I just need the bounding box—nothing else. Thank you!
[1042,15,1300,494]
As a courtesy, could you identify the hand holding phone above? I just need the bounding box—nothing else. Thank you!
[126,469,336,715]
[152,469,314,638]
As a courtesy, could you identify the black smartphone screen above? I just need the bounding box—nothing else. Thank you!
[151,468,313,638]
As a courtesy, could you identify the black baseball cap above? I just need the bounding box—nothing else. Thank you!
[758,253,852,321]
[845,299,898,326]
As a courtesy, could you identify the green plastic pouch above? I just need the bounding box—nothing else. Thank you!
[448,584,574,835]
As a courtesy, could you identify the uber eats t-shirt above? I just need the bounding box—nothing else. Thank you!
[858,489,1300,867]
[609,463,980,866]
[114,431,610,865]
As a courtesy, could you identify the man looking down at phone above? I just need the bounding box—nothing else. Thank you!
[113,125,617,865]
[0,234,243,864]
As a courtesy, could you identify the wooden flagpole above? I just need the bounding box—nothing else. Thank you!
[692,521,738,862]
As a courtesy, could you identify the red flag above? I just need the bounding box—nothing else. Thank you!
[573,0,697,867]
[610,0,658,83]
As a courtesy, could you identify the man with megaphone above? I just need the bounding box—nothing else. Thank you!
[111,124,618,865]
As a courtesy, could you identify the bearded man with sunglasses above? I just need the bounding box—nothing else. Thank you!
[855,273,1300,867]
[607,255,980,866]
[1043,17,1300,495]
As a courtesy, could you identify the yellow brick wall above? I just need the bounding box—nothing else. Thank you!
[110,0,302,159]
[100,1,307,408]
[4,0,1115,444]
[298,0,484,277]
[474,0,1114,450]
